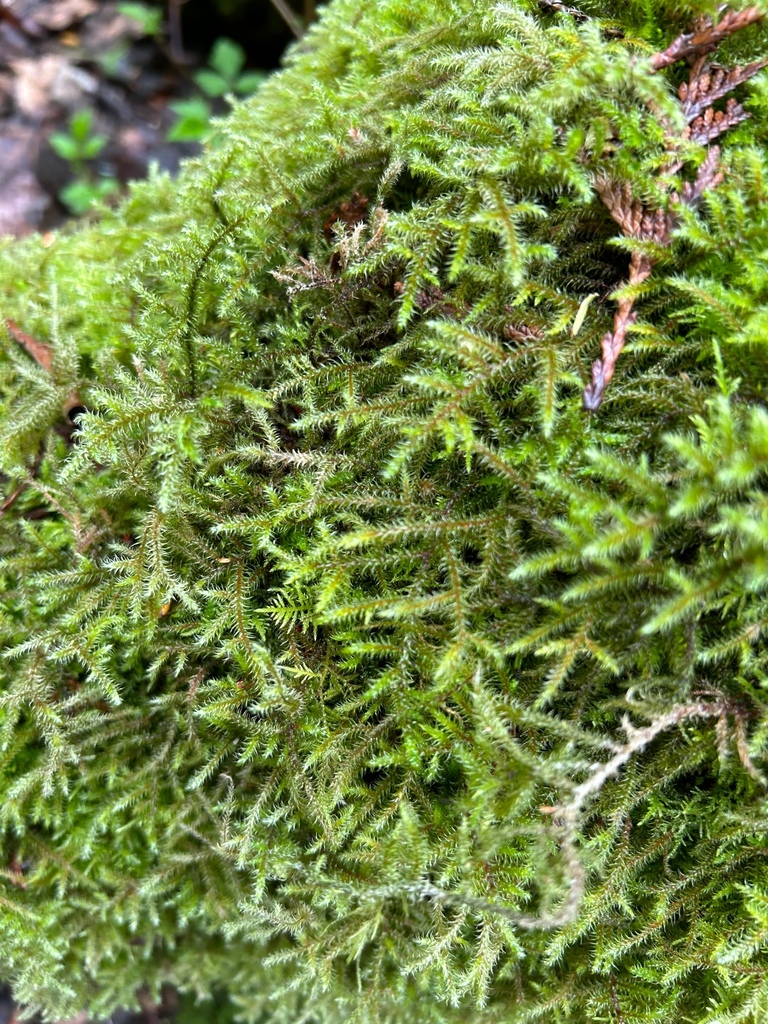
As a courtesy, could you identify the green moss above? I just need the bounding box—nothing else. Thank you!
[1,1,768,1021]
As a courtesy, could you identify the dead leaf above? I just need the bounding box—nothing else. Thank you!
[6,318,53,371]
[81,8,146,49]
[31,0,98,32]
[12,54,97,117]
[323,191,369,240]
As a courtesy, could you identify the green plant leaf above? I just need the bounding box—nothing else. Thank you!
[166,98,212,142]
[208,37,245,83]
[81,134,108,160]
[117,2,162,35]
[60,175,118,214]
[234,71,267,94]
[194,70,230,98]
[69,109,94,143]
[48,133,79,162]
[98,43,130,79]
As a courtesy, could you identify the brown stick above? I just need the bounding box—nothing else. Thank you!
[610,976,626,1024]
[584,143,727,411]
[269,0,304,38]
[0,1,42,38]
[0,484,25,516]
[582,252,652,411]
[537,0,588,21]
[167,0,187,64]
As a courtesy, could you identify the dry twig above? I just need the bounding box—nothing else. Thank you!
[686,97,751,144]
[167,0,188,64]
[582,250,654,411]
[268,0,305,39]
[537,0,588,22]
[583,8,767,409]
[312,698,741,930]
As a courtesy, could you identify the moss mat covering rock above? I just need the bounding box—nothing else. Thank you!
[2,1,768,1021]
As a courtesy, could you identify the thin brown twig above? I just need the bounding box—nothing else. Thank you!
[734,711,767,787]
[0,448,43,518]
[583,155,719,412]
[168,0,188,64]
[0,484,25,516]
[537,0,588,22]
[268,0,304,39]
[610,975,626,1024]
[0,1,23,32]
[0,0,42,38]
[582,251,653,411]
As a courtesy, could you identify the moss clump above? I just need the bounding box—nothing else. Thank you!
[2,1,768,1021]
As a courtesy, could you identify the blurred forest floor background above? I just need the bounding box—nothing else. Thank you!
[0,0,311,1019]
[0,0,304,232]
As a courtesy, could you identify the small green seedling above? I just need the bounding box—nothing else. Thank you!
[100,5,162,80]
[167,38,266,143]
[117,2,163,37]
[48,110,119,216]
[194,38,266,98]
[49,109,106,168]
[166,96,215,143]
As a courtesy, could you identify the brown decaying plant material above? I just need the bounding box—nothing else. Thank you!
[3,317,82,423]
[649,6,764,71]
[679,56,768,120]
[323,190,369,240]
[583,7,766,410]
[5,317,53,372]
